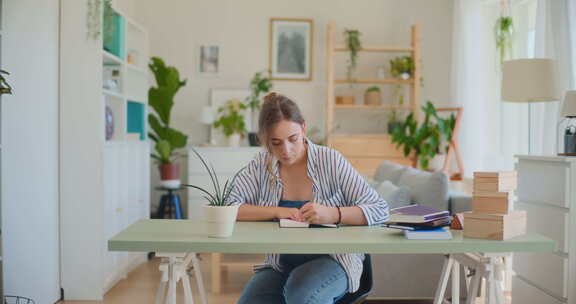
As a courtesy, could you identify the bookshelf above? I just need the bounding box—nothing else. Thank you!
[102,6,149,142]
[325,22,421,176]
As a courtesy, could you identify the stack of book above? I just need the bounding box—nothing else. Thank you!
[383,205,452,240]
[464,171,527,240]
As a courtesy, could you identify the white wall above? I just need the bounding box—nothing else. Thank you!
[1,0,61,302]
[132,0,454,144]
[123,0,454,212]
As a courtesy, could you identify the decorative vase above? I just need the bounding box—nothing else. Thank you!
[105,105,114,140]
[228,133,241,147]
[202,204,240,238]
[364,91,381,105]
[248,132,261,146]
[159,163,181,189]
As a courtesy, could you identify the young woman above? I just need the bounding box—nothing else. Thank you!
[229,93,389,304]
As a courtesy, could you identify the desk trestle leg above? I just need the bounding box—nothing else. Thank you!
[434,254,507,304]
[155,253,208,304]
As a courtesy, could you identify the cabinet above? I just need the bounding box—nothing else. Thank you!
[512,155,576,304]
[187,146,263,293]
[325,22,421,176]
[60,1,150,299]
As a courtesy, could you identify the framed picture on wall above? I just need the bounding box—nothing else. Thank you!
[269,18,313,81]
[198,45,220,75]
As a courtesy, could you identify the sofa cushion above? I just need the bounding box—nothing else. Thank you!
[374,161,407,184]
[397,167,449,211]
[374,180,412,209]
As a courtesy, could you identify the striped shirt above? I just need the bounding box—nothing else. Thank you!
[227,138,390,292]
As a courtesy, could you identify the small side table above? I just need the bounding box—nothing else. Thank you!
[155,186,185,219]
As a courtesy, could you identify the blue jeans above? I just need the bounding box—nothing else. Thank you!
[237,256,348,304]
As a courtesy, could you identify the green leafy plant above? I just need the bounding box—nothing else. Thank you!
[344,29,361,79]
[0,69,13,95]
[148,57,188,164]
[388,85,405,125]
[102,0,115,46]
[389,56,414,79]
[495,16,514,65]
[366,86,380,93]
[184,148,243,206]
[391,101,456,170]
[213,99,248,137]
[245,71,273,110]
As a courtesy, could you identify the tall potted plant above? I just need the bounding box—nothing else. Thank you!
[213,99,248,147]
[391,101,455,170]
[245,71,272,146]
[148,57,188,188]
[184,148,242,238]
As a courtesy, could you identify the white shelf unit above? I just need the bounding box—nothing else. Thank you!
[60,1,151,300]
[512,155,576,304]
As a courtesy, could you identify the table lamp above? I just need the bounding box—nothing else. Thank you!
[201,106,216,145]
[558,91,576,155]
[501,58,560,154]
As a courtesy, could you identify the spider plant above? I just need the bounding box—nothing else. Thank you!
[344,29,361,80]
[184,148,243,207]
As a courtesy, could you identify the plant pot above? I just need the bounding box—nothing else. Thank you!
[335,96,355,105]
[202,204,240,238]
[228,134,241,147]
[387,121,402,134]
[400,73,411,80]
[364,91,381,105]
[248,132,261,146]
[424,154,446,172]
[159,163,181,189]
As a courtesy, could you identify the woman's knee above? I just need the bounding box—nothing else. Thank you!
[283,260,348,304]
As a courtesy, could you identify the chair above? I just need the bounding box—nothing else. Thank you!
[335,254,373,304]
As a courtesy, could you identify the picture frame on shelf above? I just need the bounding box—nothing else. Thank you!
[210,88,251,146]
[198,45,220,76]
[269,18,313,81]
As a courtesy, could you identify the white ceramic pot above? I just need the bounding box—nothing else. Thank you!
[228,133,241,147]
[159,179,181,189]
[202,204,240,238]
[427,154,446,172]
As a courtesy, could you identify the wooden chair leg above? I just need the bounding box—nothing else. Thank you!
[211,253,222,294]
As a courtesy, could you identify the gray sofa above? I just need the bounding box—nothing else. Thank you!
[367,161,472,300]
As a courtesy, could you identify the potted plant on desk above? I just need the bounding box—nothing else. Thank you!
[148,57,188,188]
[184,148,242,238]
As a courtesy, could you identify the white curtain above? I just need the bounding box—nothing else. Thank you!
[531,0,576,154]
[451,0,501,177]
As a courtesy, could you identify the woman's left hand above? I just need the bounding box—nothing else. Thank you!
[300,202,339,224]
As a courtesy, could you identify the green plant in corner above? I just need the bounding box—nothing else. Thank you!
[344,29,361,79]
[495,15,514,66]
[0,69,13,95]
[213,99,248,137]
[184,148,243,206]
[148,57,188,164]
[391,101,456,170]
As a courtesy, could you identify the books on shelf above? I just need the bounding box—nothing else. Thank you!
[388,205,450,223]
[404,227,453,240]
[279,219,338,228]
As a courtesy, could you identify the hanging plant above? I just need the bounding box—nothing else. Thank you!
[344,29,361,79]
[495,0,514,65]
[0,69,13,95]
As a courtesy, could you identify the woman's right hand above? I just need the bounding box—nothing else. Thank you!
[275,207,304,222]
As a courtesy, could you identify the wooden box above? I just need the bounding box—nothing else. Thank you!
[464,211,527,240]
[473,171,517,193]
[472,191,514,214]
[335,96,355,105]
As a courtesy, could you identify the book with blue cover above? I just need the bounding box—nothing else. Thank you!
[388,205,450,223]
[404,227,453,240]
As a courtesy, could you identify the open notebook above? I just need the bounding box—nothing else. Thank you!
[279,219,338,228]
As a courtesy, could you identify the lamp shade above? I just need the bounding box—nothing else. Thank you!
[501,58,559,102]
[200,106,215,124]
[561,91,576,117]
